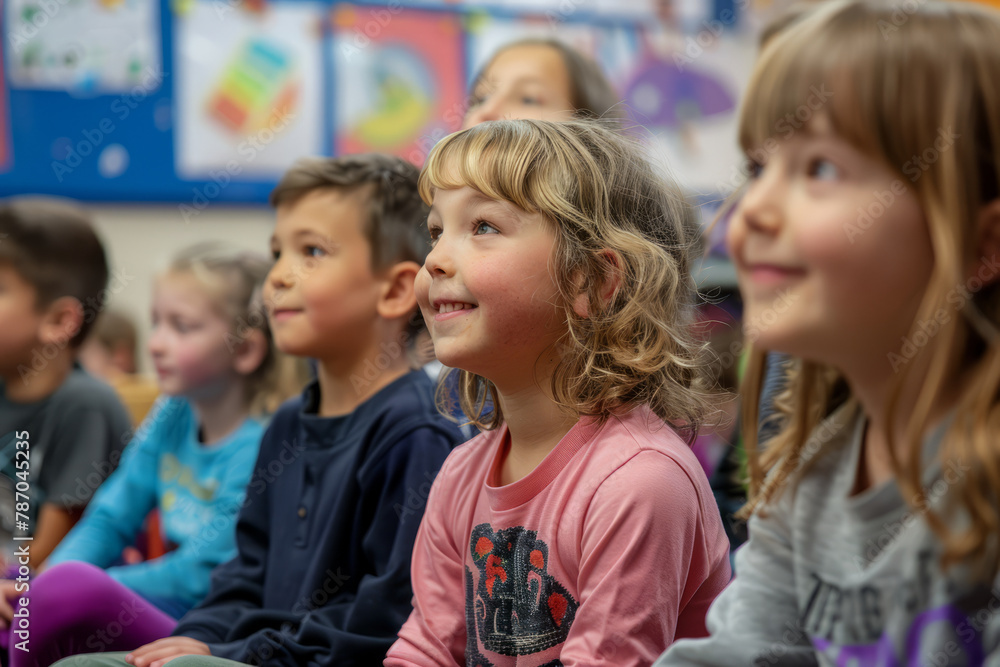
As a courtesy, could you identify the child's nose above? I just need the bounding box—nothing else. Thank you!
[739,168,784,234]
[267,257,294,289]
[424,240,453,277]
[147,326,166,356]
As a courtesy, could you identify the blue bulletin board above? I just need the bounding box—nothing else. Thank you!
[0,0,747,204]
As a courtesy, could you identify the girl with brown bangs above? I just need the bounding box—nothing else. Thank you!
[385,119,731,666]
[657,1,1000,665]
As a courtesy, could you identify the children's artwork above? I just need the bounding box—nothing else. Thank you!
[6,0,160,93]
[206,39,299,136]
[463,13,748,194]
[331,6,465,166]
[174,0,324,178]
[635,28,756,195]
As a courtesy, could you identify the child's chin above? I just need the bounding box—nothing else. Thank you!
[272,336,312,358]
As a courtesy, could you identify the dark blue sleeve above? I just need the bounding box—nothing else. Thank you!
[182,425,455,667]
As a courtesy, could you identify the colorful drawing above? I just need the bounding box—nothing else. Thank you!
[331,6,465,165]
[6,0,160,93]
[206,39,300,135]
[174,0,324,178]
[624,59,734,127]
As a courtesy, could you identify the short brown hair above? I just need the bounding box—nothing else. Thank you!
[270,154,430,272]
[0,198,108,347]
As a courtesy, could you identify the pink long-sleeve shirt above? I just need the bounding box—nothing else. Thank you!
[386,405,732,667]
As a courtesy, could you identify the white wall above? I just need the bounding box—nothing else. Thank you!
[88,205,275,375]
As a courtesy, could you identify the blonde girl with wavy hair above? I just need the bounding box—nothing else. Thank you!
[657,1,1000,665]
[385,119,731,667]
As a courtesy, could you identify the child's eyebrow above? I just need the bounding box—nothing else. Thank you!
[292,229,335,245]
[466,194,524,224]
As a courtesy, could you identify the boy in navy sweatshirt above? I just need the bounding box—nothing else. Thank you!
[55,154,466,667]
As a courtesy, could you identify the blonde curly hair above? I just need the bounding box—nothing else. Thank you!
[420,119,713,441]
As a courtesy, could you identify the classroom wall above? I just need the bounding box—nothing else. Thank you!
[89,205,274,375]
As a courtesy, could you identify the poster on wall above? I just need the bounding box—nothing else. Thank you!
[465,13,749,195]
[6,0,160,93]
[622,28,752,196]
[330,6,466,166]
[174,0,325,179]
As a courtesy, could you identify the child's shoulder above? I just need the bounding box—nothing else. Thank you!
[582,407,712,497]
[46,366,132,428]
[361,370,465,451]
[424,426,499,494]
[601,406,702,465]
[267,371,464,454]
[54,365,128,409]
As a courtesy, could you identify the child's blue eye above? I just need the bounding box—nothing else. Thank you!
[521,96,541,106]
[744,159,763,180]
[305,245,326,258]
[474,220,499,235]
[808,158,839,181]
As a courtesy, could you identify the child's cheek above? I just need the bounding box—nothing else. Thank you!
[414,272,432,311]
[174,345,222,386]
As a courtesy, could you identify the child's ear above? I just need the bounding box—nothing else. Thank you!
[572,251,622,319]
[232,328,268,377]
[974,198,1000,286]
[39,296,84,347]
[377,261,420,321]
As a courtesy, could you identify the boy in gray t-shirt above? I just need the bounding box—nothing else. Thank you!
[0,200,132,569]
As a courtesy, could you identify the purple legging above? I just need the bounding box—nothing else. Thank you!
[2,562,177,667]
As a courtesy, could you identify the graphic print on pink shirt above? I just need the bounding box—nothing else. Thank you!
[466,524,579,665]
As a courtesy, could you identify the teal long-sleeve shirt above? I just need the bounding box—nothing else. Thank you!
[47,396,265,617]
